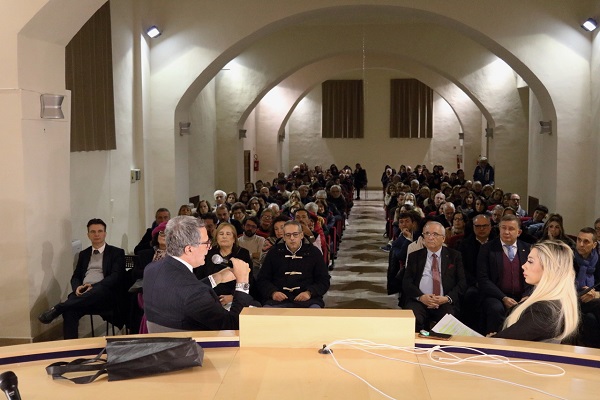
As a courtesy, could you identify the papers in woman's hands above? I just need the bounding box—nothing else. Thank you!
[432,314,483,337]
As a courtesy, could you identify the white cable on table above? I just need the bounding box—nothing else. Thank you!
[321,339,568,400]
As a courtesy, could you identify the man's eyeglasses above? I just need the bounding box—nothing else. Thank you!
[422,232,444,238]
[473,224,491,229]
[284,232,302,239]
[199,240,212,249]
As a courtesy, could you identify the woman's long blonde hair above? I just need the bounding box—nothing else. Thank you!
[503,240,579,341]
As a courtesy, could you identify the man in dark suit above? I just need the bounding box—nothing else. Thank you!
[458,214,496,332]
[38,218,126,339]
[402,221,466,332]
[477,214,531,335]
[216,204,243,236]
[134,207,170,254]
[435,202,455,228]
[143,216,254,331]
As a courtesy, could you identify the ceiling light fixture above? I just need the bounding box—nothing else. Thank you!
[146,25,162,38]
[581,18,598,32]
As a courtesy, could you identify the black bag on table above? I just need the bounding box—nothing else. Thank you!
[45,337,204,384]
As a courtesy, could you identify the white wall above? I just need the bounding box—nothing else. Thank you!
[286,70,462,176]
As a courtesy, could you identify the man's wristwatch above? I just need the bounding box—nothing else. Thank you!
[235,282,250,291]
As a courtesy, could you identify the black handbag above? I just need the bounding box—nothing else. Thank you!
[45,337,204,383]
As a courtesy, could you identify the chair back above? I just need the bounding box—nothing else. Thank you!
[147,321,189,333]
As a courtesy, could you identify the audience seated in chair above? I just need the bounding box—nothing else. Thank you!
[402,221,466,332]
[477,215,531,335]
[256,220,330,308]
[38,218,127,339]
[134,208,170,254]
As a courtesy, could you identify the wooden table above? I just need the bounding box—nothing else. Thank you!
[2,309,600,399]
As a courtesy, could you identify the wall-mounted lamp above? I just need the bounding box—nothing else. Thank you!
[179,122,191,136]
[485,127,493,138]
[146,25,162,38]
[458,132,464,147]
[539,120,552,135]
[238,129,247,139]
[581,18,598,32]
[130,168,141,183]
[40,94,64,119]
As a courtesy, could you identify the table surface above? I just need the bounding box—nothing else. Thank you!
[2,332,600,399]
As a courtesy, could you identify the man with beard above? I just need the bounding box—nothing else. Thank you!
[238,216,266,275]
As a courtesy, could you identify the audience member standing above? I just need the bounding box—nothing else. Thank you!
[473,156,495,186]
[353,163,368,200]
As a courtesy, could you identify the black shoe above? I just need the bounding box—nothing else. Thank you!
[38,307,60,324]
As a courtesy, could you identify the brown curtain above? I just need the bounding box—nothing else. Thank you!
[390,79,433,138]
[322,80,364,138]
[66,2,116,152]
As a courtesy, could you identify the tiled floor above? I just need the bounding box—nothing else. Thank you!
[324,190,400,309]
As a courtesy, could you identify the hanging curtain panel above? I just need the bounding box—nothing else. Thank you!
[390,79,433,139]
[66,2,116,152]
[322,80,364,139]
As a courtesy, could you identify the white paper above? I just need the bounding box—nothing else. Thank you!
[431,314,483,337]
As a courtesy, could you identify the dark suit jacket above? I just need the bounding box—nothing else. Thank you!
[477,238,531,301]
[402,247,466,307]
[70,244,125,293]
[134,227,153,254]
[143,255,254,331]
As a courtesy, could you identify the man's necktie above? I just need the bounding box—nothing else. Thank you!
[432,254,441,296]
[504,245,515,261]
[93,249,99,255]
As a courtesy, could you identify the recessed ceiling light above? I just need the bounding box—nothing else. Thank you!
[147,25,162,38]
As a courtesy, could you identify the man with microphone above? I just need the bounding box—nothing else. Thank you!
[143,216,256,331]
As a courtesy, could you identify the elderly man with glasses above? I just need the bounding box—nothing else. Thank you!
[256,220,330,308]
[143,216,254,332]
[402,221,466,332]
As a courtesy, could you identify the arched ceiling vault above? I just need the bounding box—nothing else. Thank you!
[176,4,555,125]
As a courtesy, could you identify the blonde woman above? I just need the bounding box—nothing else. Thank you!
[493,240,579,342]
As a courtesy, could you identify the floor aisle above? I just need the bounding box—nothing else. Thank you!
[324,190,399,309]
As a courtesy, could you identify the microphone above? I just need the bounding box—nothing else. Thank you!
[211,254,232,266]
[0,371,21,400]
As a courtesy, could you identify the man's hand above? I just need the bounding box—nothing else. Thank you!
[231,258,250,282]
[219,295,233,305]
[212,268,235,285]
[294,291,311,302]
[502,297,518,309]
[76,284,92,296]
[580,288,596,303]
[419,294,439,308]
[262,241,273,252]
[401,228,413,240]
[298,221,312,236]
[431,295,449,305]
[271,291,287,302]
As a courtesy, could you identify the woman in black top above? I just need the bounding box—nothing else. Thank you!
[193,222,257,305]
[494,240,579,342]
